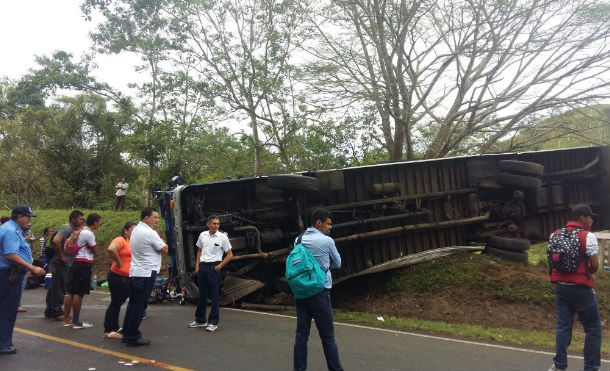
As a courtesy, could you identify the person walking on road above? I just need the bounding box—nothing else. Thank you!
[549,204,601,371]
[103,221,136,339]
[187,215,233,332]
[114,177,129,211]
[64,213,101,329]
[0,205,45,355]
[44,210,84,321]
[122,208,167,347]
[293,208,343,371]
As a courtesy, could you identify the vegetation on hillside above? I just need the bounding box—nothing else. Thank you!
[493,104,610,153]
[333,247,610,352]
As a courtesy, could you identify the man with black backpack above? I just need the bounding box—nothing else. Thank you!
[548,204,601,371]
[292,209,343,371]
[44,210,84,321]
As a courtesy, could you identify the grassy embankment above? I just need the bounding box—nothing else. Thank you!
[333,243,610,353]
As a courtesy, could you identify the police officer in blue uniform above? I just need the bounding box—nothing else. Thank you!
[0,205,45,355]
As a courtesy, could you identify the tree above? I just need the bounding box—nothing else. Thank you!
[309,0,610,160]
[83,0,212,203]
[0,70,136,209]
[164,0,316,173]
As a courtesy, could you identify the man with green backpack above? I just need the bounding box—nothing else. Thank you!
[287,209,343,371]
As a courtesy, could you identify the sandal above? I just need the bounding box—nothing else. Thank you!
[17,307,27,312]
[102,331,123,339]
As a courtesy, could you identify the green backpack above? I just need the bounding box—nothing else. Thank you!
[285,235,327,299]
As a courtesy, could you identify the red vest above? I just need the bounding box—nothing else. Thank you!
[550,221,594,288]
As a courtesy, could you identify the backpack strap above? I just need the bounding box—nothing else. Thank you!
[295,233,329,273]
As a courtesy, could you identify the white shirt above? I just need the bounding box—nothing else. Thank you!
[74,229,96,262]
[116,182,129,196]
[129,222,166,277]
[196,230,232,262]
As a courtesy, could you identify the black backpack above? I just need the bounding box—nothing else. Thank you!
[547,227,584,274]
[43,231,59,261]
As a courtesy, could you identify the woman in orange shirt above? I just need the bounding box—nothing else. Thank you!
[103,221,136,339]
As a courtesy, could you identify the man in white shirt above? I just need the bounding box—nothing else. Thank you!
[187,215,233,332]
[114,177,129,211]
[122,207,167,347]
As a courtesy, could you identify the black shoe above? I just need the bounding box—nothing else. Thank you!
[125,338,151,347]
[0,346,17,355]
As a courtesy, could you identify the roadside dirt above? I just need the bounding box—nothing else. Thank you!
[333,278,557,332]
[329,256,605,335]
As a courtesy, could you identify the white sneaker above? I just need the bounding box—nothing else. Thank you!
[205,324,217,332]
[72,322,93,329]
[187,321,207,328]
[548,365,565,371]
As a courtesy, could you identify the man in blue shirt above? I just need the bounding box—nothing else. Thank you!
[293,209,343,371]
[0,205,45,355]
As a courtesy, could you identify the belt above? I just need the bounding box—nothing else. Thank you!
[201,261,221,266]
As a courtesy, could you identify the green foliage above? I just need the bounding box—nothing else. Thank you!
[492,105,610,153]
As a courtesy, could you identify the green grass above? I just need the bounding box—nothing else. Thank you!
[332,310,603,353]
[384,253,556,304]
[385,253,486,292]
[528,242,548,267]
[345,243,610,351]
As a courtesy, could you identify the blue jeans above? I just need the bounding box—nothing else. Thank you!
[0,269,25,349]
[553,283,601,371]
[294,289,343,371]
[122,272,156,344]
[18,274,26,307]
[195,263,220,325]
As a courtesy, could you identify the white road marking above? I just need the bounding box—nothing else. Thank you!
[226,307,608,363]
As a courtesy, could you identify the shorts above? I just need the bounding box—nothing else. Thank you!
[68,261,92,296]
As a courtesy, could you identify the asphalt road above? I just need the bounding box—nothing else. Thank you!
[3,288,605,371]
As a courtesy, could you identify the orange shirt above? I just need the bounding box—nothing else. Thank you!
[110,236,131,277]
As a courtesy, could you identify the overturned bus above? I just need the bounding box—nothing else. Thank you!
[158,146,610,304]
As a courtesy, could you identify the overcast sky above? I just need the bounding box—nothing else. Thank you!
[0,0,139,92]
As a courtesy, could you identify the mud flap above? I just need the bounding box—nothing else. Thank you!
[220,275,266,306]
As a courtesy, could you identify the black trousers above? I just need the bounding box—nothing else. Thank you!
[44,258,68,318]
[0,269,25,349]
[103,271,130,333]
